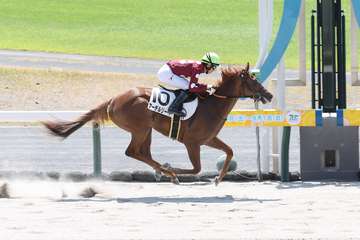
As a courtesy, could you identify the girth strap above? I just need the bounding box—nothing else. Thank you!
[169,115,181,140]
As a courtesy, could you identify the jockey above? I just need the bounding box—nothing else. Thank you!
[157,52,220,117]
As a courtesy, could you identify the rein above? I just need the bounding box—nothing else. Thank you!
[212,92,257,100]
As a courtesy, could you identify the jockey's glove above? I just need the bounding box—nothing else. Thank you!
[206,85,216,95]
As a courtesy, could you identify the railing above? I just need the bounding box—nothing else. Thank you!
[0,111,102,177]
[1,109,332,181]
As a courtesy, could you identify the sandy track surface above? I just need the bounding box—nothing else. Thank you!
[1,180,360,240]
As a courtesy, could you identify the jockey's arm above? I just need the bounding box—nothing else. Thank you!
[188,80,207,93]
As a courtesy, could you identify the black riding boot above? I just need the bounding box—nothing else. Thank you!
[168,90,189,117]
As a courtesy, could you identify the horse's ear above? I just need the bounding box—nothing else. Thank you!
[245,62,250,72]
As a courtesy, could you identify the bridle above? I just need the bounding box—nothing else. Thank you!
[211,73,263,102]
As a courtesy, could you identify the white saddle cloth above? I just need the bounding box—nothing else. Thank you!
[147,87,198,120]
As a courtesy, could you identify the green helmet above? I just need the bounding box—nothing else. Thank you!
[201,52,220,67]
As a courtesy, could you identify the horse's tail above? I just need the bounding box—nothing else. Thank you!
[42,99,112,139]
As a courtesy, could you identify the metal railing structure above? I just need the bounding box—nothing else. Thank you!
[4,109,360,181]
[0,109,325,182]
[0,111,102,177]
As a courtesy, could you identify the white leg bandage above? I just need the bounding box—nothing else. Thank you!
[157,64,189,90]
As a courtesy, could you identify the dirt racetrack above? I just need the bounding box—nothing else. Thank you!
[1,180,360,240]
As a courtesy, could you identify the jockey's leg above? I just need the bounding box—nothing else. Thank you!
[157,64,190,117]
[157,64,189,89]
[157,64,174,85]
[168,90,189,117]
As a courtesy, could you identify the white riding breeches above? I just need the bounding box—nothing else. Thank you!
[157,64,189,90]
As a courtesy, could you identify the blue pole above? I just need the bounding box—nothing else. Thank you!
[259,0,302,83]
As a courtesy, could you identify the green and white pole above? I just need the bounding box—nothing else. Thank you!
[281,126,291,182]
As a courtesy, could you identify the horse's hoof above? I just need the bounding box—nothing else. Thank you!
[154,163,172,182]
[171,177,180,185]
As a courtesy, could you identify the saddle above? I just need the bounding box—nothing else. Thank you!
[147,86,199,140]
[147,86,198,121]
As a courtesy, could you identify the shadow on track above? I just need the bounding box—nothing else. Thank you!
[58,195,281,204]
[276,181,360,190]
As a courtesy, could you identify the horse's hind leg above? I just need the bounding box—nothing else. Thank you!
[125,129,179,183]
[170,143,201,175]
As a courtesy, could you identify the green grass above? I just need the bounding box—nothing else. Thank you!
[0,0,357,68]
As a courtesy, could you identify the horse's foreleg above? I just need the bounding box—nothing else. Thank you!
[205,137,234,186]
[171,143,201,175]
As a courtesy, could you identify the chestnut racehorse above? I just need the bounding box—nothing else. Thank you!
[43,63,272,185]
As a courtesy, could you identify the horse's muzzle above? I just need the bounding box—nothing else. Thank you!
[259,91,273,104]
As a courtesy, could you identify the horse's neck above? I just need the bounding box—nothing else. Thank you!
[201,96,237,123]
[211,83,239,115]
[214,97,238,116]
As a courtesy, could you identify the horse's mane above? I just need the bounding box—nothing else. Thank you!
[215,66,244,87]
